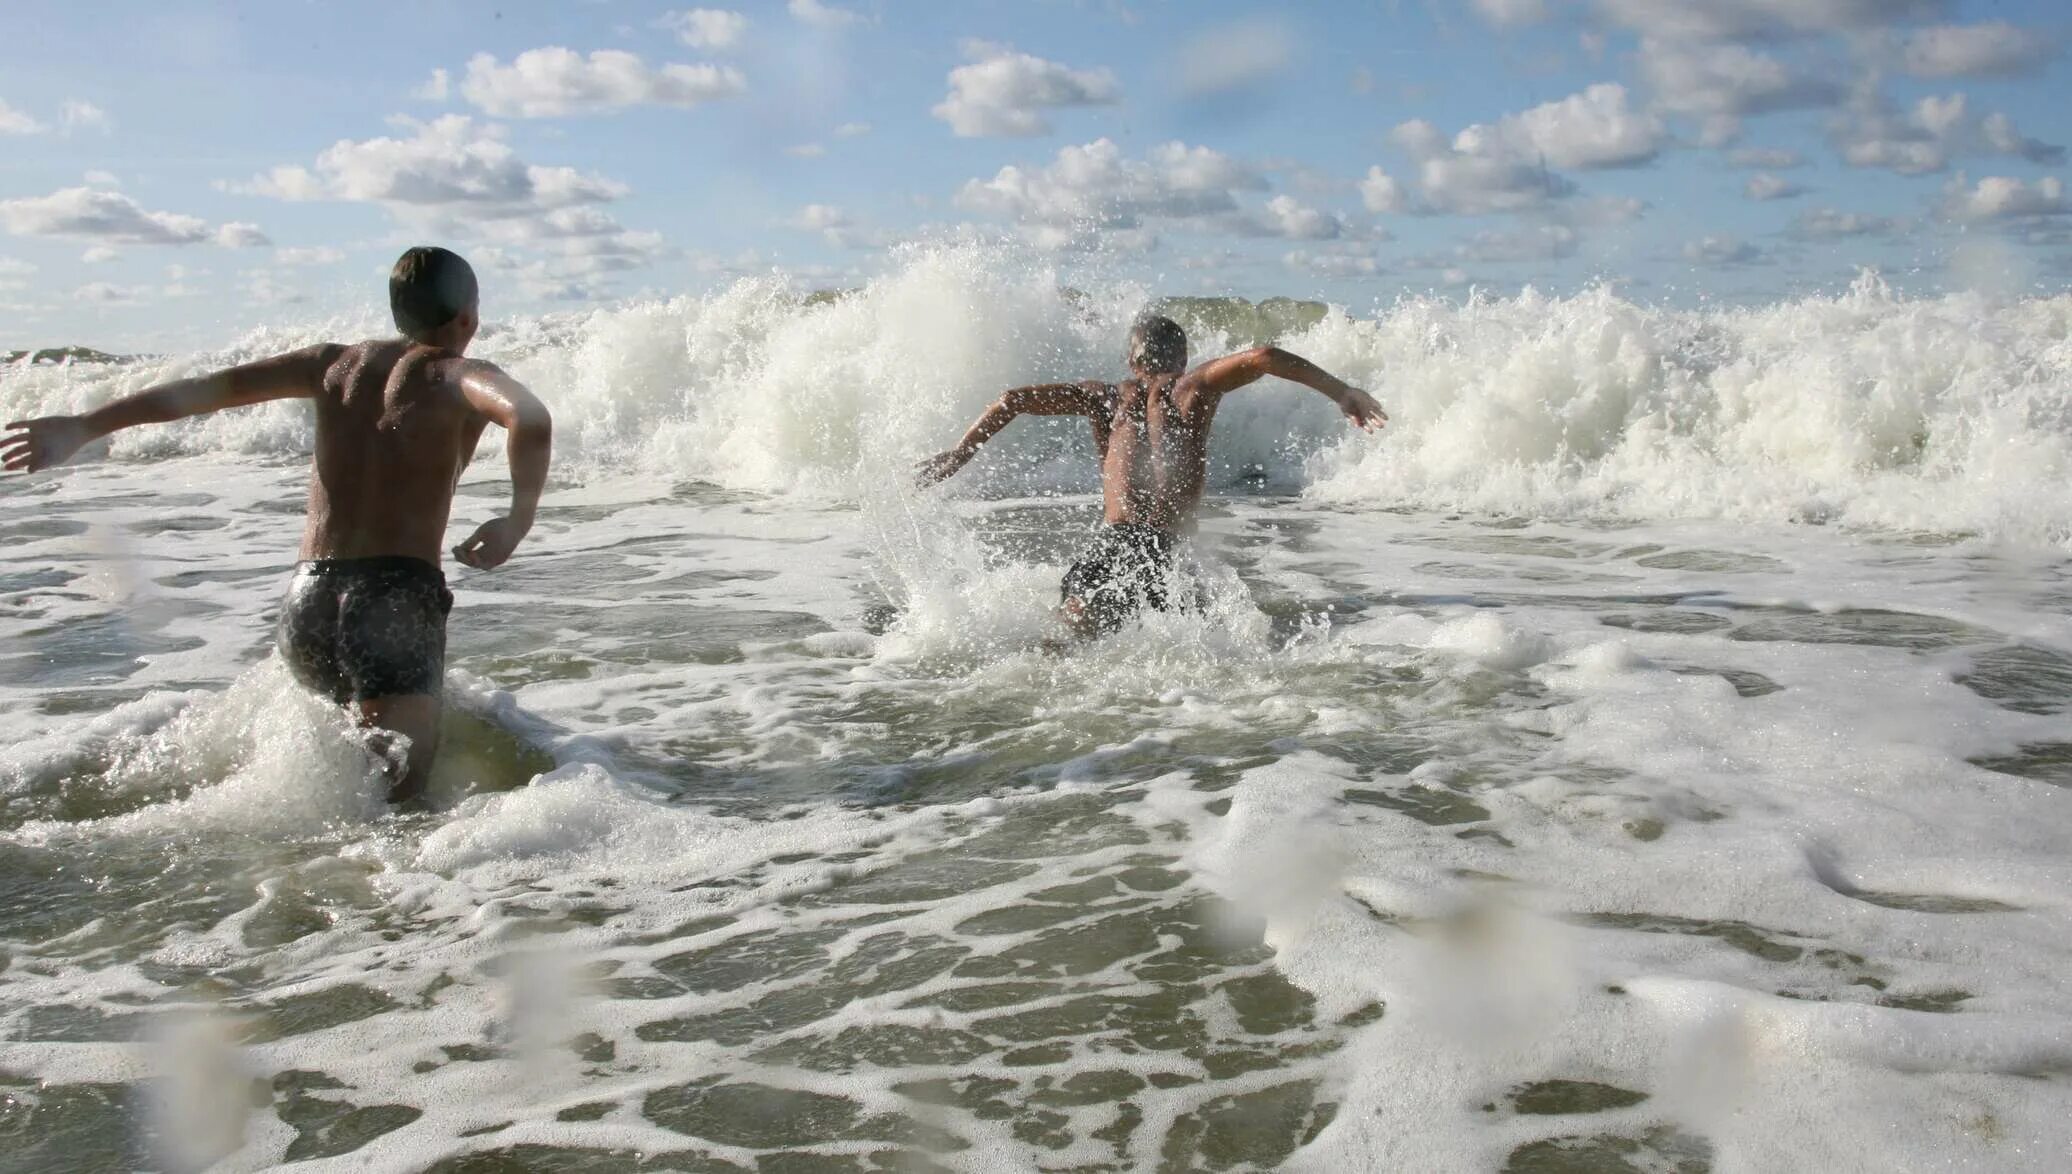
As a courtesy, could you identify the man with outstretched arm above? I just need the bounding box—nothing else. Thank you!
[3,246,551,800]
[917,314,1383,639]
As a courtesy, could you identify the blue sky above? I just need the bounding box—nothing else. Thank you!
[2,0,2068,349]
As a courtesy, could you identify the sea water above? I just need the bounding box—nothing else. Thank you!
[2,246,2069,1171]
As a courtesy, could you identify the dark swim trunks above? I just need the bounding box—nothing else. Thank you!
[1060,523,1177,635]
[276,556,452,703]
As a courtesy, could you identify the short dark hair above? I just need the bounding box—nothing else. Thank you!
[390,246,479,340]
[1128,314,1188,373]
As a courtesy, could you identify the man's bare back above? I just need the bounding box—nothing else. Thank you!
[918,315,1383,637]
[3,247,550,798]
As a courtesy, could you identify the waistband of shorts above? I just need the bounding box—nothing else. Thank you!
[293,555,446,586]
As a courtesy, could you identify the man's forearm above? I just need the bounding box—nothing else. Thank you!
[80,375,225,439]
[953,402,1017,454]
[1263,349,1355,404]
[505,418,551,526]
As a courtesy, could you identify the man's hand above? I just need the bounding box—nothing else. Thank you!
[453,516,530,570]
[914,448,973,487]
[1337,388,1388,432]
[3,416,96,473]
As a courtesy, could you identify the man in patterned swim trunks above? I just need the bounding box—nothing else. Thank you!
[4,247,552,800]
[916,314,1385,639]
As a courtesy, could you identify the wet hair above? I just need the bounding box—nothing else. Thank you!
[1127,314,1188,373]
[389,246,479,340]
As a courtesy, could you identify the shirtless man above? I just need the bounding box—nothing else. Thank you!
[3,246,551,799]
[917,314,1384,638]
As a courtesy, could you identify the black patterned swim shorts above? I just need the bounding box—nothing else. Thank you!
[276,556,452,703]
[1060,523,1177,635]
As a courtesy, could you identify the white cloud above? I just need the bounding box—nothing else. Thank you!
[1595,0,1948,44]
[0,187,257,247]
[1790,207,1900,238]
[955,138,1270,250]
[1456,223,1580,263]
[1637,39,1842,144]
[788,203,851,231]
[82,245,119,264]
[1471,0,1549,29]
[786,142,827,158]
[59,101,111,134]
[1682,235,1765,265]
[460,48,745,118]
[1284,245,1383,278]
[834,121,871,137]
[1937,175,2067,221]
[1487,82,1666,170]
[1359,166,1408,214]
[0,257,35,278]
[1389,118,1575,215]
[416,69,451,102]
[82,169,119,186]
[1726,146,1804,169]
[789,0,862,29]
[275,245,346,266]
[1901,22,2058,78]
[230,116,626,217]
[1176,18,1295,98]
[76,281,145,304]
[213,222,271,248]
[1833,91,2062,175]
[2,98,112,136]
[1255,195,1344,240]
[662,9,748,50]
[932,41,1119,138]
[1744,172,1805,200]
[0,100,41,135]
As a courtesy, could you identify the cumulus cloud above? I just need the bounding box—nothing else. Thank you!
[459,48,745,118]
[75,281,146,305]
[1682,235,1766,265]
[834,121,871,137]
[1389,118,1574,215]
[416,69,451,101]
[787,203,851,231]
[1358,166,1408,214]
[1487,83,1667,169]
[786,142,827,158]
[1833,91,2062,175]
[1789,207,1900,238]
[1176,18,1295,98]
[1,97,113,135]
[1471,0,1550,29]
[1456,223,1580,263]
[932,41,1119,137]
[1284,244,1384,278]
[274,245,346,266]
[1638,39,1842,144]
[1594,0,1949,44]
[1901,22,2058,78]
[229,116,626,217]
[662,8,748,50]
[955,138,1274,250]
[82,245,120,264]
[1253,195,1346,240]
[1744,172,1805,200]
[0,100,40,135]
[213,222,271,248]
[1937,174,2067,222]
[789,0,862,29]
[1726,146,1805,169]
[0,187,262,248]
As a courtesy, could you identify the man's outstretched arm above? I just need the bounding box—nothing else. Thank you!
[452,360,553,570]
[915,381,1109,486]
[1188,346,1387,431]
[3,343,343,473]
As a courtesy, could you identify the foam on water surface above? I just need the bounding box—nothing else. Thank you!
[4,251,2072,1170]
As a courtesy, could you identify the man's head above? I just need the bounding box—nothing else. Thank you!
[390,246,479,348]
[1127,314,1188,374]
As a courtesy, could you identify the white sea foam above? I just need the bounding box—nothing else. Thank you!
[6,251,2067,544]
